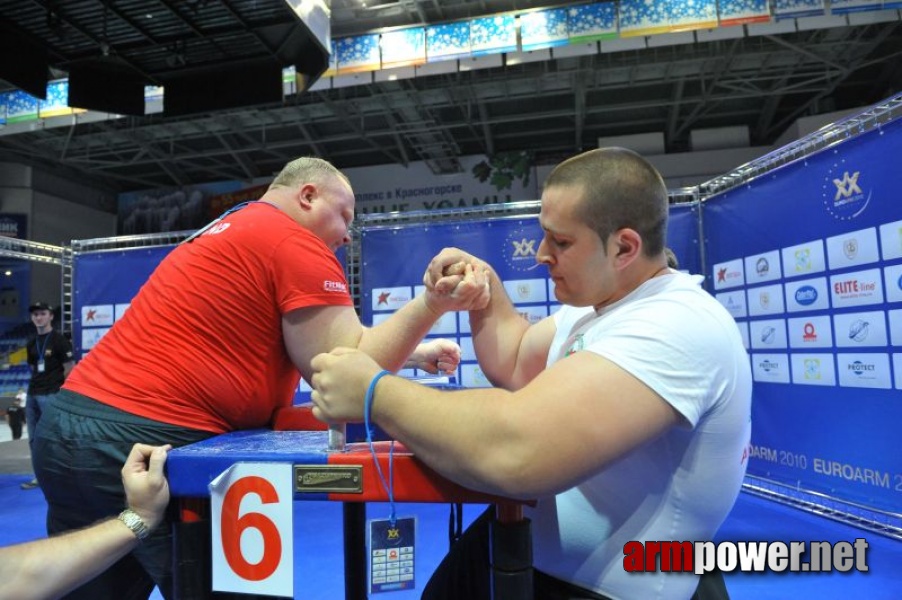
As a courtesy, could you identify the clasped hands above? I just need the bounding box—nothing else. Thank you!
[422,247,491,315]
[311,248,488,424]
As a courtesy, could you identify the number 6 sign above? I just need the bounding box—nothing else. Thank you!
[210,462,294,597]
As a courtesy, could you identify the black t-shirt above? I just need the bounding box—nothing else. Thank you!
[27,330,74,395]
[7,404,25,426]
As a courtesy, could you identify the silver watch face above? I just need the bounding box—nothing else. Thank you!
[120,509,150,540]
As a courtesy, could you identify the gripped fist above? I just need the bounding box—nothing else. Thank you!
[310,347,384,424]
[409,338,461,374]
[121,444,171,531]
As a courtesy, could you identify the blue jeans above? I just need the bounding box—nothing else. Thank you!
[25,393,53,451]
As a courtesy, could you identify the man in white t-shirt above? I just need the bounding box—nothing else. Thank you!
[309,147,752,600]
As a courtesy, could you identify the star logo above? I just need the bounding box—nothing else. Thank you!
[833,171,862,200]
[717,267,727,282]
[377,291,391,305]
[86,309,97,322]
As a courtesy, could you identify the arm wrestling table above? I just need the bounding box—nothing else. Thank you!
[167,413,533,600]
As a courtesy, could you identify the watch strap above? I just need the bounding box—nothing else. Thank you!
[118,508,151,541]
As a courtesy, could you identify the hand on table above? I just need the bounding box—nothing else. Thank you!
[121,443,171,531]
[310,347,384,424]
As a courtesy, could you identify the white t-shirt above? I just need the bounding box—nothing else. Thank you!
[526,271,752,600]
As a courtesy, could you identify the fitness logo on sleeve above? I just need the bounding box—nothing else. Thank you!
[323,280,348,293]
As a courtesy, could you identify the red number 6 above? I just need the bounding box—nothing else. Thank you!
[220,475,283,581]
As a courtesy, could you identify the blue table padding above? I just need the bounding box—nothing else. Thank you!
[167,429,330,498]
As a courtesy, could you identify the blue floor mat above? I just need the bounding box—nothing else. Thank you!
[1,475,898,599]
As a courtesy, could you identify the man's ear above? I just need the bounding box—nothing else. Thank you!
[611,228,642,267]
[298,183,317,209]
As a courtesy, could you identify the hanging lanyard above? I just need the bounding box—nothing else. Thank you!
[35,332,52,365]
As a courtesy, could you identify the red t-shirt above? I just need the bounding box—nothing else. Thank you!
[64,202,353,433]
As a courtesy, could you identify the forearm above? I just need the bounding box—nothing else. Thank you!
[357,295,440,372]
[0,518,138,600]
[468,270,531,388]
[372,376,533,498]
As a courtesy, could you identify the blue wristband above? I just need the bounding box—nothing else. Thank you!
[364,369,391,436]
[363,369,396,524]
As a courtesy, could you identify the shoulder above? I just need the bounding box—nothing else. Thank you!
[53,330,72,345]
[552,305,594,327]
[590,275,742,352]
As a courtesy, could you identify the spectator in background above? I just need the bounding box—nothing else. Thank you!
[6,390,26,440]
[664,246,680,270]
[21,302,74,490]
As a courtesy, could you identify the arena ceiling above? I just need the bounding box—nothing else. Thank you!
[0,0,901,198]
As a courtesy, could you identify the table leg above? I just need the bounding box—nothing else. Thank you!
[491,504,533,600]
[174,498,212,600]
[343,502,368,600]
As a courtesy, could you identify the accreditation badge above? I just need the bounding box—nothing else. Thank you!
[37,360,46,373]
[368,516,416,594]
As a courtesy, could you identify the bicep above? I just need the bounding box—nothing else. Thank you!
[282,305,364,381]
[507,316,555,389]
[511,351,683,494]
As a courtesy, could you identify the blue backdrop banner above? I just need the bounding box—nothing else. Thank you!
[73,246,174,359]
[703,119,902,513]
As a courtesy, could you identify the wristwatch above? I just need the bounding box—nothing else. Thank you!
[117,508,151,541]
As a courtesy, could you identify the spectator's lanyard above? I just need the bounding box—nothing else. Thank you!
[35,332,51,373]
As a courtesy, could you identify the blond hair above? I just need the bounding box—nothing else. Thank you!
[269,157,350,191]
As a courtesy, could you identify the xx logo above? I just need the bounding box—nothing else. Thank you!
[512,238,536,258]
[833,171,862,200]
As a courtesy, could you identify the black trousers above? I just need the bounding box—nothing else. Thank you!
[33,390,213,600]
[422,507,730,600]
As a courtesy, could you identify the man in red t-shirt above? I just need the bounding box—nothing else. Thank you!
[32,157,490,600]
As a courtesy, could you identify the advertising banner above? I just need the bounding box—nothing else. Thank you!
[73,246,175,359]
[703,119,902,512]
